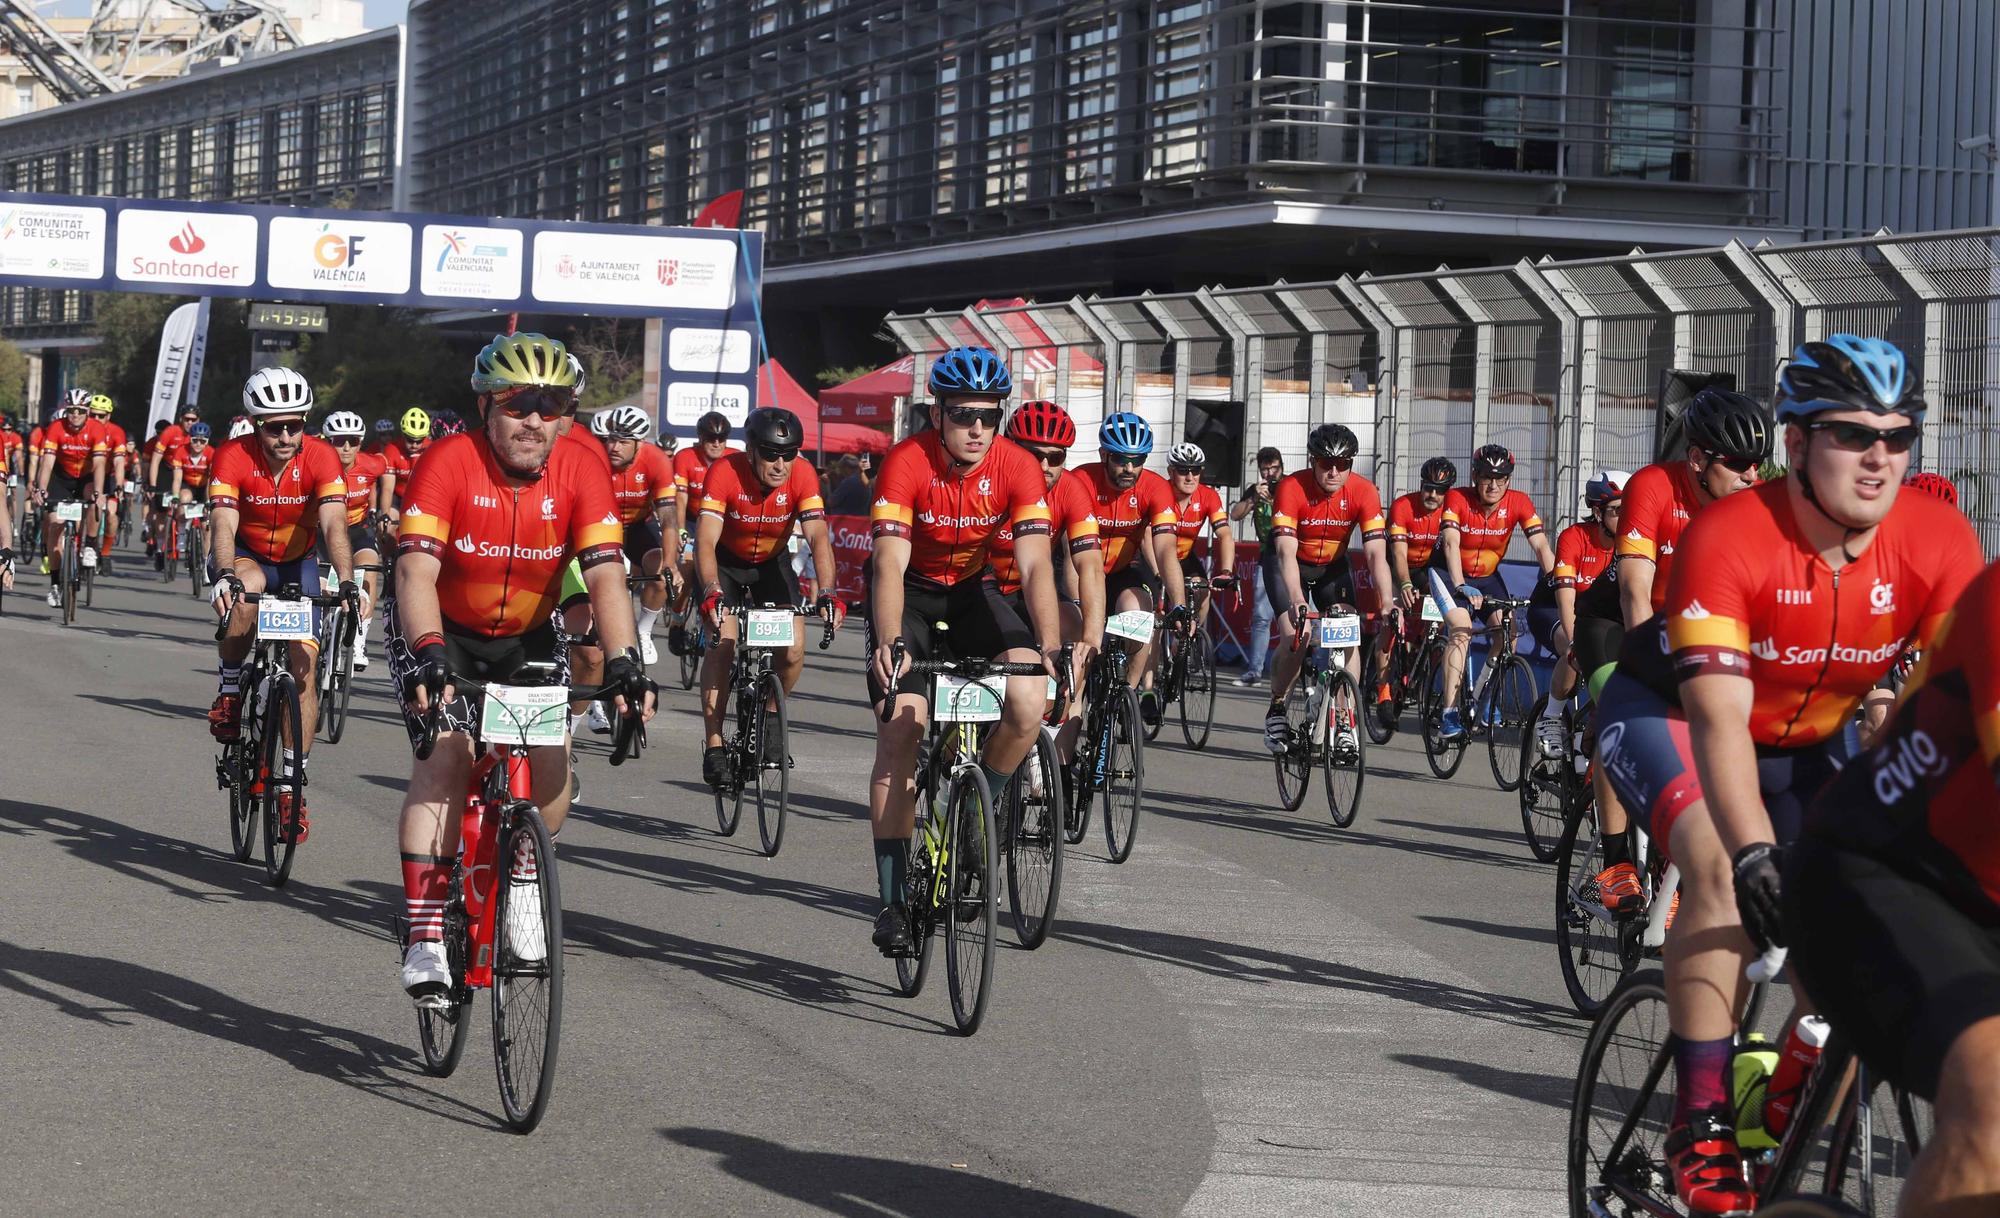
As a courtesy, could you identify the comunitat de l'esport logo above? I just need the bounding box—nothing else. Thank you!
[311,224,367,283]
[452,536,565,562]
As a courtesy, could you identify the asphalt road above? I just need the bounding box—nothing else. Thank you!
[0,555,1585,1216]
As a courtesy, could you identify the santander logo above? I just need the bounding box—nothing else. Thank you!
[453,535,477,554]
[168,223,204,255]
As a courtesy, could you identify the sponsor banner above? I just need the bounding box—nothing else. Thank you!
[182,297,212,407]
[819,399,893,423]
[531,230,736,312]
[267,216,413,295]
[667,326,753,375]
[146,302,203,435]
[420,223,524,301]
[663,380,750,429]
[0,201,105,279]
[825,514,872,607]
[116,208,256,287]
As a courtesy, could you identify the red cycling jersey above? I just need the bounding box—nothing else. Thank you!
[870,432,1050,587]
[396,432,623,638]
[1073,462,1177,576]
[338,450,388,525]
[1170,484,1227,561]
[1643,479,1980,748]
[0,429,20,470]
[172,443,216,492]
[38,417,107,481]
[1613,461,1707,612]
[1552,522,1614,592]
[557,424,613,477]
[207,435,347,563]
[611,443,677,527]
[381,437,433,481]
[673,446,717,498]
[98,421,130,460]
[150,424,189,469]
[990,467,1100,595]
[1387,491,1446,570]
[698,451,824,565]
[1271,470,1387,568]
[1437,487,1542,579]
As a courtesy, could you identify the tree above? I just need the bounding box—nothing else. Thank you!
[566,318,643,411]
[80,291,181,427]
[815,364,875,388]
[293,305,474,426]
[0,336,27,415]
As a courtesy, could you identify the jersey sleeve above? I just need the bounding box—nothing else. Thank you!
[566,460,625,569]
[1201,486,1227,529]
[697,457,738,521]
[644,448,677,507]
[1356,478,1387,540]
[207,446,247,509]
[1615,467,1669,562]
[395,448,456,558]
[1662,508,1756,681]
[1056,472,1100,552]
[306,442,347,506]
[1912,509,1984,654]
[1142,475,1177,536]
[1388,495,1414,541]
[1511,490,1544,537]
[794,463,825,522]
[869,444,921,541]
[1007,450,1053,538]
[1553,525,1585,588]
[1438,488,1470,535]
[1269,476,1305,539]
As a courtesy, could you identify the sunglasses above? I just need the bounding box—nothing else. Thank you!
[942,404,1004,429]
[63,407,87,417]
[1702,450,1763,474]
[490,388,576,420]
[1312,455,1354,472]
[1169,464,1204,475]
[330,436,362,447]
[1806,420,1921,455]
[1105,452,1147,468]
[755,444,799,463]
[1023,445,1067,468]
[260,419,306,437]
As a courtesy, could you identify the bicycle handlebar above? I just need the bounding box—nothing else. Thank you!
[411,669,644,762]
[874,637,1054,723]
[212,585,349,643]
[710,600,838,651]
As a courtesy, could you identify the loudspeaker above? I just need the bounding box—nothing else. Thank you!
[1185,399,1247,483]
[1653,368,1737,465]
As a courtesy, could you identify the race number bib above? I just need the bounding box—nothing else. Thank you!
[1317,614,1362,651]
[479,683,569,746]
[744,608,796,648]
[933,674,1004,723]
[255,598,314,642]
[182,503,204,520]
[1421,597,1444,624]
[1105,610,1155,644]
[52,501,84,524]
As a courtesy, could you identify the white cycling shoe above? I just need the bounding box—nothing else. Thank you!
[351,640,370,673]
[46,587,61,608]
[80,546,98,569]
[401,940,450,1002]
[505,880,548,962]
[586,702,612,734]
[638,632,658,666]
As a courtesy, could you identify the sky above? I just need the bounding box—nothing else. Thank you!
[46,1,410,28]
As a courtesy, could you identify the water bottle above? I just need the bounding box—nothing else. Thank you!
[1731,1034,1780,1150]
[1762,1015,1831,1139]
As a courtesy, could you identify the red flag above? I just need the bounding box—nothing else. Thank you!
[692,190,745,230]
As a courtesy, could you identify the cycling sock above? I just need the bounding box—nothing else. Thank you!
[1602,830,1633,869]
[282,748,305,783]
[635,606,660,637]
[401,852,451,943]
[1672,1036,1734,1127]
[509,832,538,882]
[978,758,1016,801]
[1266,699,1284,717]
[873,838,908,907]
[218,662,243,695]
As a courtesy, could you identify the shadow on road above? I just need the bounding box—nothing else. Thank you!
[562,842,876,921]
[1146,793,1542,874]
[1418,914,1557,947]
[1389,1051,1572,1110]
[76,692,206,721]
[660,1127,1141,1217]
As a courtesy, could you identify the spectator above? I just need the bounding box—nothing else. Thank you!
[826,451,874,515]
[1227,445,1286,686]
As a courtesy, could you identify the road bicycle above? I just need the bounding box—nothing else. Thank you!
[1555,811,1673,1017]
[1271,608,1367,826]
[45,497,92,625]
[1144,575,1221,749]
[1364,595,1446,746]
[708,600,833,857]
[1472,595,1539,793]
[1519,686,1587,862]
[313,562,384,745]
[1062,611,1148,863]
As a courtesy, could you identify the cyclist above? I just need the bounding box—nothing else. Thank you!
[1526,470,1628,756]
[390,332,653,1001]
[1,412,21,524]
[693,406,841,787]
[1263,423,1394,758]
[167,422,216,506]
[865,345,1060,956]
[1072,412,1188,727]
[601,404,678,665]
[32,390,107,602]
[86,394,131,573]
[146,406,202,562]
[365,417,394,455]
[1575,387,1769,914]
[380,407,432,490]
[667,410,733,657]
[1428,444,1554,743]
[1380,456,1457,722]
[206,367,360,846]
[320,411,391,673]
[1593,334,1980,1216]
[1165,440,1236,632]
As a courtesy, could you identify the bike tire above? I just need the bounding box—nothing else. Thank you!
[678,633,699,690]
[1419,643,1468,779]
[490,801,564,1132]
[324,633,355,744]
[1555,805,1641,1016]
[416,888,472,1077]
[1517,693,1567,862]
[1101,686,1144,864]
[226,740,256,862]
[1484,654,1537,793]
[1273,674,1312,812]
[713,688,745,837]
[161,520,177,583]
[1005,727,1063,949]
[60,530,77,626]
[896,803,936,999]
[1321,669,1365,829]
[1064,672,1104,846]
[1179,631,1215,750]
[261,671,303,887]
[1362,636,1397,746]
[188,530,204,600]
[81,555,93,608]
[942,767,997,1036]
[1567,969,1676,1218]
[1813,1063,1926,1215]
[753,673,789,857]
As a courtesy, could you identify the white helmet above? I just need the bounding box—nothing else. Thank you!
[567,353,587,396]
[601,405,653,440]
[321,410,366,437]
[588,410,612,438]
[242,367,313,417]
[1168,441,1206,468]
[227,417,255,440]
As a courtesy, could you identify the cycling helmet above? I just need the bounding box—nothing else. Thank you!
[151,420,168,434]
[374,418,394,434]
[62,387,90,409]
[1308,424,1360,461]
[188,422,212,440]
[1904,471,1959,509]
[602,405,654,441]
[1585,469,1633,507]
[86,393,113,416]
[1168,441,1206,469]
[322,411,365,438]
[227,417,254,440]
[926,346,1012,399]
[1471,443,1515,479]
[1098,411,1154,456]
[1682,387,1772,463]
[587,410,611,438]
[242,367,314,416]
[469,332,577,395]
[696,410,730,441]
[1419,456,1457,490]
[1776,334,1924,423]
[746,407,804,451]
[566,353,586,396]
[1005,400,1076,448]
[399,407,431,440]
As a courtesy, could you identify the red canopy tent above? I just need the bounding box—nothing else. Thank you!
[817,355,912,424]
[759,359,889,454]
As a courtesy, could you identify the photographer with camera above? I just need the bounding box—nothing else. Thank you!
[1227,445,1286,686]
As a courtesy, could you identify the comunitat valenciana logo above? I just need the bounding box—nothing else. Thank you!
[311,224,366,281]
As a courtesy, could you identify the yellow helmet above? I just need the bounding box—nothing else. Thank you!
[470,332,578,396]
[399,407,431,440]
[87,393,114,416]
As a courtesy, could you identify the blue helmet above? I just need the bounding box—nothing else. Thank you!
[926,346,1011,399]
[1098,411,1154,456]
[374,417,395,433]
[188,422,211,439]
[1775,334,1924,423]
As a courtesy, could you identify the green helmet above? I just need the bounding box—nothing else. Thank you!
[470,332,579,395]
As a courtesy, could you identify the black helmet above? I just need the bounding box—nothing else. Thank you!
[1307,423,1359,460]
[1419,456,1457,490]
[1471,444,1515,479]
[745,407,804,451]
[1682,387,1772,465]
[696,411,731,441]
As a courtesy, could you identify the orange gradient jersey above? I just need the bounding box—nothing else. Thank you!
[1614,461,1706,612]
[1387,491,1445,569]
[1655,480,1979,747]
[1438,487,1541,578]
[871,432,1050,587]
[989,467,1100,594]
[611,443,677,527]
[396,432,623,638]
[1552,522,1613,591]
[172,443,216,491]
[1170,484,1227,561]
[206,435,346,562]
[1073,462,1177,575]
[673,446,717,498]
[698,451,824,564]
[98,421,130,461]
[339,450,388,525]
[38,417,107,479]
[1272,470,1386,567]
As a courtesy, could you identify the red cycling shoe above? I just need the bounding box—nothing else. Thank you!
[208,693,242,741]
[1664,1109,1754,1216]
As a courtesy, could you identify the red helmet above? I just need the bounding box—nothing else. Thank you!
[1005,399,1076,448]
[1904,471,1959,509]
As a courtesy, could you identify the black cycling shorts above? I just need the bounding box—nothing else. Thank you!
[1105,562,1159,608]
[1263,549,1355,616]
[865,573,1035,703]
[621,517,667,569]
[718,552,799,610]
[46,470,89,508]
[1527,604,1562,656]
[387,612,566,747]
[1572,615,1625,682]
[1786,837,2000,1101]
[346,522,380,557]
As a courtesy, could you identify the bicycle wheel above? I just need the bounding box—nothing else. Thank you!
[416,891,472,1077]
[752,673,789,857]
[1362,637,1397,746]
[1179,631,1215,750]
[1812,1063,1926,1216]
[1555,806,1642,1016]
[1005,727,1063,949]
[59,530,77,626]
[1419,643,1468,779]
[225,739,256,862]
[490,801,563,1132]
[896,806,937,999]
[1273,674,1313,812]
[1065,678,1105,846]
[161,520,177,582]
[261,671,303,887]
[1101,686,1144,864]
[1141,678,1164,743]
[678,629,699,690]
[1484,654,1537,793]
[1568,969,1677,1218]
[1518,693,1568,863]
[323,630,355,744]
[713,687,745,837]
[942,767,997,1036]
[187,529,204,599]
[1321,669,1365,829]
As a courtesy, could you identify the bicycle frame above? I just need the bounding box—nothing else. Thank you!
[457,743,536,987]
